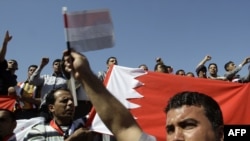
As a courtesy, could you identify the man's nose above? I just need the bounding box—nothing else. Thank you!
[67,99,74,105]
[173,128,184,141]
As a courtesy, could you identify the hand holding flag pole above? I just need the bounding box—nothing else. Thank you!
[62,6,78,107]
[62,6,115,128]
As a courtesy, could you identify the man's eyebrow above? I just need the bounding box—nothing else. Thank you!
[178,118,199,126]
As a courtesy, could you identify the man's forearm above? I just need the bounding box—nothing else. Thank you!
[0,42,7,62]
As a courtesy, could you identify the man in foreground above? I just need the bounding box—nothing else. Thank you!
[165,91,224,141]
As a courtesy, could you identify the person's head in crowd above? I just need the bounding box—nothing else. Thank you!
[7,59,18,73]
[154,63,168,73]
[224,61,235,72]
[27,64,38,80]
[0,109,17,140]
[106,56,118,69]
[208,63,218,76]
[138,64,149,71]
[186,72,195,77]
[166,66,174,74]
[175,69,185,76]
[156,57,164,64]
[52,59,63,76]
[41,87,75,123]
[196,65,207,78]
[165,91,224,141]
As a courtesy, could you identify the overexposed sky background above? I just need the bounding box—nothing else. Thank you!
[1,0,250,82]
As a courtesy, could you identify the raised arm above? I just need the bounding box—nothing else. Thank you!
[0,31,12,62]
[63,50,143,141]
[224,57,250,80]
[196,55,211,69]
[238,58,250,83]
[29,57,49,86]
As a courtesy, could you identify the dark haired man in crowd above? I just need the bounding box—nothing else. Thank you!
[224,57,250,83]
[165,91,224,141]
[0,31,18,95]
[24,87,96,141]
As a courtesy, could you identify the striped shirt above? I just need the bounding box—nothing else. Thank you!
[23,118,85,141]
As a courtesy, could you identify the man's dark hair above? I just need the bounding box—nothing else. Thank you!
[195,65,207,76]
[165,91,223,132]
[224,61,233,71]
[45,87,71,105]
[40,87,71,122]
[28,64,38,71]
[0,109,16,121]
[106,56,117,65]
[208,63,218,70]
[154,63,168,73]
[53,59,62,65]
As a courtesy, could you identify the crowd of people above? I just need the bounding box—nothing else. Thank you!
[0,30,231,141]
[143,55,250,83]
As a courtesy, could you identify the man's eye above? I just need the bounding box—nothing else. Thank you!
[182,123,197,130]
[61,99,68,103]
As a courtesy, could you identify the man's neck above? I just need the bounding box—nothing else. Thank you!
[210,73,217,77]
[54,117,72,126]
[53,72,63,77]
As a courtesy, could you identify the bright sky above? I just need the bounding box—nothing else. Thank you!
[1,0,250,82]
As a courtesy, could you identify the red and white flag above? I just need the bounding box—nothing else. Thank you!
[89,65,250,141]
[0,96,17,111]
[63,8,114,52]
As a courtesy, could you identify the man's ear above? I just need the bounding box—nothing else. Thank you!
[48,104,55,113]
[217,125,224,141]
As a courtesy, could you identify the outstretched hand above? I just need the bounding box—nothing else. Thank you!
[4,31,12,43]
[40,57,49,68]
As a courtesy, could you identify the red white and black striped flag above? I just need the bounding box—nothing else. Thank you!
[63,7,114,52]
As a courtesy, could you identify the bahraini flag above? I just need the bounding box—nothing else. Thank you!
[0,96,17,111]
[89,65,250,141]
[63,8,115,52]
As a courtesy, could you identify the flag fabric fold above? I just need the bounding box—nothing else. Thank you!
[90,65,146,135]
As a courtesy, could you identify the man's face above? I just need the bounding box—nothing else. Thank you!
[28,66,37,77]
[53,61,61,73]
[156,64,167,73]
[208,65,217,75]
[49,90,75,120]
[198,71,206,78]
[139,65,148,71]
[107,58,117,68]
[0,111,16,138]
[7,60,18,71]
[166,105,217,141]
[227,62,236,71]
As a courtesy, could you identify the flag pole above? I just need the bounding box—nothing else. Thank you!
[62,6,78,106]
